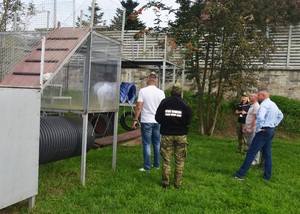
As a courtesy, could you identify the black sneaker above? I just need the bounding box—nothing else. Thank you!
[233,175,244,180]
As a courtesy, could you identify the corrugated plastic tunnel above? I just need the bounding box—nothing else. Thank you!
[39,116,95,165]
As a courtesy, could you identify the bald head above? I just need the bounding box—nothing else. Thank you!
[249,92,258,104]
[258,88,270,102]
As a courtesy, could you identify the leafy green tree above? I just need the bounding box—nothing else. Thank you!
[168,0,300,135]
[0,0,35,31]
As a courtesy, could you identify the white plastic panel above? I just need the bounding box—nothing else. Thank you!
[0,88,41,209]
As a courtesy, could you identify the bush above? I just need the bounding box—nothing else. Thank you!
[183,91,300,136]
[270,95,300,132]
[182,90,199,132]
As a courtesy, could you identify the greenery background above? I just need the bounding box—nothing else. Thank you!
[1,92,299,213]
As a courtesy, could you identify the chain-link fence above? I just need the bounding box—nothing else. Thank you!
[0,0,125,81]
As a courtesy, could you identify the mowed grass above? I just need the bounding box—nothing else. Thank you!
[1,133,300,214]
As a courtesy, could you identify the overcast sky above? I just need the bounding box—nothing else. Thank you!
[21,0,179,28]
[134,0,179,27]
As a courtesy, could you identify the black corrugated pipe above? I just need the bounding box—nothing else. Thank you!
[39,116,95,165]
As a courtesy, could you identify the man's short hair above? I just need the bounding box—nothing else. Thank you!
[171,82,182,95]
[148,72,157,79]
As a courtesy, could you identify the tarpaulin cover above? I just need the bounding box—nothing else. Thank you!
[120,82,136,104]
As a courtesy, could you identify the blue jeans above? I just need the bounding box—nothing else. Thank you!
[141,123,161,170]
[235,127,275,180]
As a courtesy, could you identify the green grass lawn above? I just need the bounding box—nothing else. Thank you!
[2,133,300,214]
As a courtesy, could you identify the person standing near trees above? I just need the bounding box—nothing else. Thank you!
[155,83,192,189]
[234,88,284,181]
[235,92,251,153]
[243,92,260,165]
[132,72,165,172]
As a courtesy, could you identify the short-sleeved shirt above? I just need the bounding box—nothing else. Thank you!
[236,102,250,124]
[245,102,260,129]
[137,85,165,123]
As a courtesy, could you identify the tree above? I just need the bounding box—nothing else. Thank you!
[109,7,124,31]
[168,0,300,135]
[0,0,35,31]
[109,0,146,30]
[76,2,104,28]
[121,0,146,30]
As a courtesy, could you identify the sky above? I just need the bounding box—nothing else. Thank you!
[133,0,179,27]
[21,0,179,29]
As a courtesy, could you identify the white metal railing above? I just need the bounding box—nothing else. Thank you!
[105,26,300,70]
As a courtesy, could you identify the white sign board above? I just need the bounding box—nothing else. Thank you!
[0,88,41,209]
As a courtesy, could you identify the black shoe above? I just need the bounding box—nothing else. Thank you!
[160,183,170,189]
[233,175,244,180]
[257,163,265,170]
[262,176,270,181]
[174,184,181,189]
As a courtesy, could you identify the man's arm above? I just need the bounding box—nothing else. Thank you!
[275,109,284,126]
[247,114,256,134]
[132,102,142,129]
[256,105,267,132]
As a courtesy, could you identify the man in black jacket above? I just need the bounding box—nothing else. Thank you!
[155,83,192,189]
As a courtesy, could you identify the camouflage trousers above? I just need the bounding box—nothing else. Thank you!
[160,135,188,187]
[236,123,248,153]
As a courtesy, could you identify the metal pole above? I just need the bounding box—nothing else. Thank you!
[54,0,57,28]
[112,112,119,171]
[73,0,76,28]
[143,34,146,58]
[162,34,167,91]
[14,13,17,31]
[40,37,45,88]
[47,11,50,30]
[172,66,176,84]
[28,196,35,209]
[80,10,83,28]
[81,34,92,185]
[81,114,88,185]
[25,7,28,31]
[287,25,292,67]
[121,8,126,42]
[90,0,96,28]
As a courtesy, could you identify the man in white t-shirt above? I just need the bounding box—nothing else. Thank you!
[243,92,260,165]
[132,72,165,171]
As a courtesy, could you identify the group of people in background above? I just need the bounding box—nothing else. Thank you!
[131,72,283,190]
[234,89,284,181]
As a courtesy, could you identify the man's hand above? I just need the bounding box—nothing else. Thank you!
[246,128,253,134]
[132,120,139,129]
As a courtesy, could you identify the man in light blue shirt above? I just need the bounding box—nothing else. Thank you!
[234,88,284,181]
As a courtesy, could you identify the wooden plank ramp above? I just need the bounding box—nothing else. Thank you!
[93,129,141,148]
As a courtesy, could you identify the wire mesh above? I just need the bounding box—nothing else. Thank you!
[40,30,122,112]
[0,0,125,82]
[19,0,124,31]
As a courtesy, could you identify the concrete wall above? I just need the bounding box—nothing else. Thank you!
[121,68,300,101]
[258,69,300,100]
